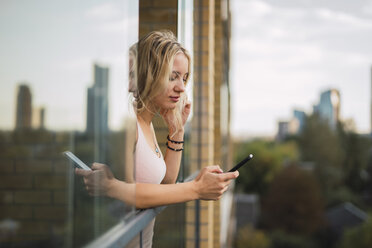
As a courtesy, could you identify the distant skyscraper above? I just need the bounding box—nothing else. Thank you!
[15,84,32,130]
[86,64,109,161]
[370,66,372,134]
[32,106,45,129]
[86,64,109,134]
[314,89,340,129]
[293,109,306,133]
[276,109,306,141]
[276,121,289,141]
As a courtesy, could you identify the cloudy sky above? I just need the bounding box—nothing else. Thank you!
[1,0,371,137]
[0,0,138,131]
[231,0,372,137]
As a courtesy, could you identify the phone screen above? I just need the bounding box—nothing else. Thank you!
[64,151,92,171]
[228,154,253,172]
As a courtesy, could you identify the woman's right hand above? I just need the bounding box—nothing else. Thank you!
[193,165,239,200]
[75,163,117,196]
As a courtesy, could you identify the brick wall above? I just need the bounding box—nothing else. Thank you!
[138,1,189,248]
[139,0,179,156]
[139,0,178,38]
[187,0,217,247]
[188,0,232,247]
[137,1,232,247]
[0,129,70,246]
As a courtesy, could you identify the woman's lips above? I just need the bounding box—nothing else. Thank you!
[170,96,179,102]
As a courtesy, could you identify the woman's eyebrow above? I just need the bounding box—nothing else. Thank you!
[172,71,181,77]
[172,71,188,76]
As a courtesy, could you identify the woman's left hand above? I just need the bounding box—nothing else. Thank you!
[161,98,191,132]
[181,100,191,125]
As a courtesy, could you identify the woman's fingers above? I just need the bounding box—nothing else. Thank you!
[91,162,105,170]
[220,171,239,181]
[75,163,114,196]
[194,165,239,200]
[182,101,191,124]
[184,101,191,113]
[75,168,91,177]
[205,165,223,173]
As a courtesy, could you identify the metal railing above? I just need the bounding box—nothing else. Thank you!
[84,172,199,248]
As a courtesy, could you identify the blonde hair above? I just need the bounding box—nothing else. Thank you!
[132,30,191,136]
[128,44,137,95]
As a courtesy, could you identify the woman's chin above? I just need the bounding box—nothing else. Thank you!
[163,104,177,110]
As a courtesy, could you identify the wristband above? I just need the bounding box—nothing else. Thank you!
[166,141,184,152]
[167,135,184,144]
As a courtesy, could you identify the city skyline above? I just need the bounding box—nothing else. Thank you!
[276,88,342,141]
[0,0,137,132]
[231,0,372,137]
[1,0,371,137]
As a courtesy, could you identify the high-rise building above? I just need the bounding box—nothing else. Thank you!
[276,110,306,141]
[314,89,340,129]
[86,63,109,134]
[15,84,32,130]
[86,64,109,161]
[276,121,289,141]
[370,66,372,134]
[32,106,45,129]
[294,109,306,133]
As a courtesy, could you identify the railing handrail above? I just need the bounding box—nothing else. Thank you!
[84,171,199,248]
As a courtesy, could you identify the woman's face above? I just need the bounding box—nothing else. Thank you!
[153,52,189,110]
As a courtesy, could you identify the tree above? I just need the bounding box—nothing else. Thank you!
[261,165,325,235]
[269,230,318,248]
[339,217,372,248]
[235,225,271,248]
[337,121,371,193]
[234,139,299,195]
[298,114,344,200]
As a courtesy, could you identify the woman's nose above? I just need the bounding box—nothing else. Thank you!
[175,79,185,92]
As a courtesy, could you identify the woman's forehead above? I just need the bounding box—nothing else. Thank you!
[172,53,189,72]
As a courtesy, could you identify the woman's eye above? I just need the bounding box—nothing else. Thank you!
[170,73,177,81]
[183,74,189,83]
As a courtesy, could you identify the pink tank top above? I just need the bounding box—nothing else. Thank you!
[135,121,166,184]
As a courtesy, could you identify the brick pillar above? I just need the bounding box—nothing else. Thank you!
[213,1,233,246]
[187,0,216,247]
[213,1,223,247]
[138,0,179,154]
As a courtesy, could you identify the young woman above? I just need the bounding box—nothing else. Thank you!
[75,30,238,247]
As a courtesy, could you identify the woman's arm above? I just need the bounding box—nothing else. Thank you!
[76,164,239,209]
[162,129,184,184]
[160,100,191,184]
[110,179,196,208]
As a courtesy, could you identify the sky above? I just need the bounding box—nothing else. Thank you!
[231,0,372,137]
[0,0,138,131]
[1,0,371,137]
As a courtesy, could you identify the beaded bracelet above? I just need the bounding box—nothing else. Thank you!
[167,135,184,144]
[166,141,184,152]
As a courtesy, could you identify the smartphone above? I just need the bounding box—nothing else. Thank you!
[228,154,253,172]
[63,151,92,171]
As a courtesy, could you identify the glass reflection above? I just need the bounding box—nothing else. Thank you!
[0,0,138,247]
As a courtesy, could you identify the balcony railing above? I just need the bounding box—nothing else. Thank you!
[84,172,199,248]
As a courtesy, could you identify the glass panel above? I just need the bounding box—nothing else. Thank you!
[178,0,194,120]
[0,0,138,247]
[153,203,187,248]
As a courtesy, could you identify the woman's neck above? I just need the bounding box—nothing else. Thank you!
[138,109,155,126]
